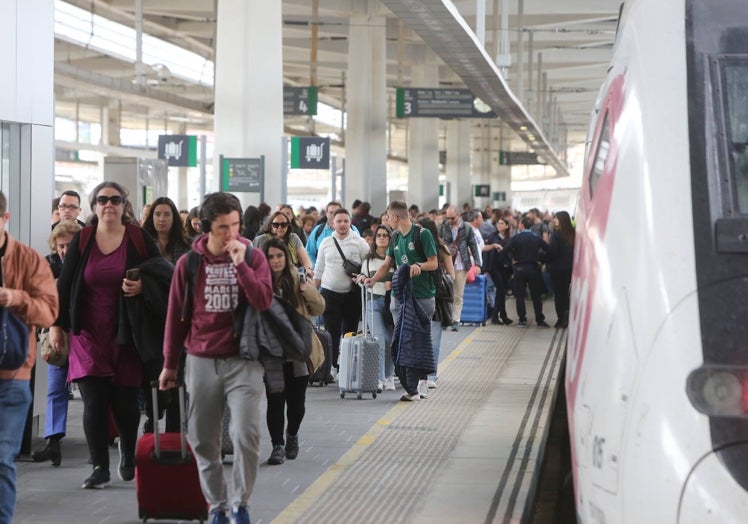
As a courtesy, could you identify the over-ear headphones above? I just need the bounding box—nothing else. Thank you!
[200,210,211,235]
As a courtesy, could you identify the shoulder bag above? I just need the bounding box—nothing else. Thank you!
[0,307,30,370]
[332,237,362,277]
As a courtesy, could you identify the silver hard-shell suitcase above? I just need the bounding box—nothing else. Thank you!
[338,284,380,399]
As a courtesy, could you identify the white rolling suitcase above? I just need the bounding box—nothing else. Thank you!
[338,284,380,399]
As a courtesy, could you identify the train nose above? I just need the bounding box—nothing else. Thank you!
[678,445,748,522]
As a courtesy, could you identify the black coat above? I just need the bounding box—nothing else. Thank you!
[118,257,175,363]
[56,224,161,333]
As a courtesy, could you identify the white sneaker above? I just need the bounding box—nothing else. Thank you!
[400,393,420,402]
[417,380,430,399]
[377,380,383,393]
[331,368,339,383]
[383,377,396,391]
[427,380,437,389]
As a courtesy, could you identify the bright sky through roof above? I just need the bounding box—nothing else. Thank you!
[54,0,214,86]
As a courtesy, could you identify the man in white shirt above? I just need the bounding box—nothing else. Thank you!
[314,208,370,375]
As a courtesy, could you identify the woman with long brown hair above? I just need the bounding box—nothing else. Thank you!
[261,237,324,465]
[548,210,575,328]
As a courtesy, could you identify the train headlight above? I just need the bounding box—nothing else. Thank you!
[686,367,747,417]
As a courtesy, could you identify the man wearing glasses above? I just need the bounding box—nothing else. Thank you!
[53,190,86,229]
[438,205,481,331]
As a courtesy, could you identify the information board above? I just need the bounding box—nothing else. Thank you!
[220,156,264,198]
[283,86,318,116]
[290,137,330,169]
[499,150,542,165]
[396,88,496,118]
[157,135,197,167]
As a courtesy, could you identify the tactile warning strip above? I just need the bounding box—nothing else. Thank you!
[278,324,527,524]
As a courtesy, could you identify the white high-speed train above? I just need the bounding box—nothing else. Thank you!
[566,0,748,521]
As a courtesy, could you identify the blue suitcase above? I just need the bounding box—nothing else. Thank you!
[461,273,488,325]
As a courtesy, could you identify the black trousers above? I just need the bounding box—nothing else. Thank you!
[489,267,511,321]
[512,264,545,323]
[321,287,361,369]
[550,270,572,326]
[77,377,140,470]
[265,363,309,446]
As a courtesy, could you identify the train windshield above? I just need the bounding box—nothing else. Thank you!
[721,60,748,213]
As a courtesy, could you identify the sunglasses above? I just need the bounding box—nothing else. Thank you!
[96,195,124,206]
[446,216,458,221]
[271,222,289,228]
[58,204,79,211]
[375,233,390,238]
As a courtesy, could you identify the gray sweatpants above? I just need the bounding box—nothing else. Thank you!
[184,354,264,513]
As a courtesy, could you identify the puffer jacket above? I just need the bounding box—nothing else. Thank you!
[390,264,435,374]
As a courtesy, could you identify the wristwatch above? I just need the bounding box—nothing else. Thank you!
[415,263,422,268]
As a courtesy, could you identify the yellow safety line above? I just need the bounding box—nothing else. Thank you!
[271,326,484,523]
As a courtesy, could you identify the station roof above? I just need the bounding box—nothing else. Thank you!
[55,0,621,178]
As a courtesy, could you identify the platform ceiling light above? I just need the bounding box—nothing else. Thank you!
[54,0,214,87]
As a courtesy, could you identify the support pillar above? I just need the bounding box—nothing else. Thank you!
[214,0,283,207]
[345,0,387,212]
[492,125,512,209]
[445,120,472,208]
[407,47,440,212]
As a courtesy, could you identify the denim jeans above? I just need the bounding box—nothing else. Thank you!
[368,295,394,381]
[44,364,69,438]
[0,379,32,524]
[428,320,442,383]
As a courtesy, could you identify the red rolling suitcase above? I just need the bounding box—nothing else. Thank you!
[136,384,207,523]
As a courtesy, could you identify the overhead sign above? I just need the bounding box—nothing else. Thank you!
[396,88,496,118]
[220,156,264,197]
[499,150,542,165]
[283,86,318,116]
[474,184,491,198]
[290,136,330,169]
[157,135,197,167]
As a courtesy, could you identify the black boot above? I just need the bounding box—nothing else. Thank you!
[31,436,62,467]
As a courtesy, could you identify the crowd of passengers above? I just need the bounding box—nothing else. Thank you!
[9,187,574,524]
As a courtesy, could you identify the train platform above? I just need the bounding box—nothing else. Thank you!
[13,313,566,524]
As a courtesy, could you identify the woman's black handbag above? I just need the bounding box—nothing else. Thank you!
[0,307,30,370]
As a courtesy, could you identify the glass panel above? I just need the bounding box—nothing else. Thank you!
[589,114,610,198]
[723,63,748,213]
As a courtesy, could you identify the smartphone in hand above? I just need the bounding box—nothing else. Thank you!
[125,268,141,281]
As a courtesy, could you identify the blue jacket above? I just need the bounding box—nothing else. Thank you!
[390,264,435,374]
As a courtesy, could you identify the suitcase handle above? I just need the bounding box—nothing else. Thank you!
[150,380,189,462]
[359,282,375,338]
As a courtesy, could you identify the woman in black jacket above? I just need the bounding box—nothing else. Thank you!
[49,181,161,490]
[547,211,575,328]
[486,216,514,325]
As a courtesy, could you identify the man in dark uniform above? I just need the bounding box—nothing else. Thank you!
[503,216,551,327]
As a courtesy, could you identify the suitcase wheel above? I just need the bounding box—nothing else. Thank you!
[372,392,377,399]
[340,391,345,399]
[357,392,362,400]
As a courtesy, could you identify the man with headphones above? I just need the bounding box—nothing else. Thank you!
[159,192,273,524]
